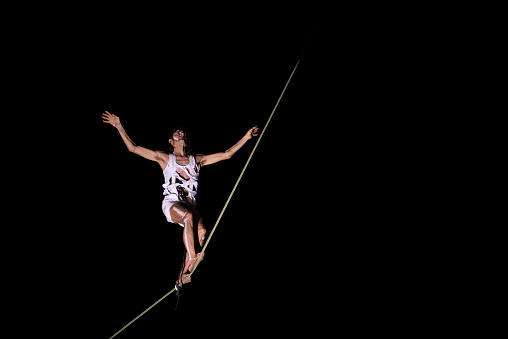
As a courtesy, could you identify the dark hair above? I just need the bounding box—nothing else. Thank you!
[168,127,192,155]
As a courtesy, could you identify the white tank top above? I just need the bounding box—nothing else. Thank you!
[162,154,199,197]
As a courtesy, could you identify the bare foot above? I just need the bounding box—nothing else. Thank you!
[183,252,205,273]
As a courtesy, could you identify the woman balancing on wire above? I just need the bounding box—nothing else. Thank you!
[102,111,258,284]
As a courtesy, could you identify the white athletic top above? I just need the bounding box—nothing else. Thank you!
[162,154,199,198]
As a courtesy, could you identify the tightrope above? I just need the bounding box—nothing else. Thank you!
[108,14,322,337]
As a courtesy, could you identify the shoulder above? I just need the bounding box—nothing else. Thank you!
[155,150,170,163]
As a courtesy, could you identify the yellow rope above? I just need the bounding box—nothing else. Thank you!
[188,57,302,271]
[109,58,302,338]
[108,288,175,338]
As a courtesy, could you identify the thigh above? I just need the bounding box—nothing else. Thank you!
[169,202,194,224]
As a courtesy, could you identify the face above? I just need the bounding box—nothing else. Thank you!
[169,130,186,146]
[172,130,185,141]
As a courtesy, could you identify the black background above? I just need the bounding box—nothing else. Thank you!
[12,2,440,337]
[26,3,343,338]
[8,2,474,337]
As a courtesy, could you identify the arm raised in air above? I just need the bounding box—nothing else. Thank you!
[102,111,167,169]
[197,126,259,167]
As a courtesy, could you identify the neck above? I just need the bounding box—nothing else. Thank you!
[174,147,186,157]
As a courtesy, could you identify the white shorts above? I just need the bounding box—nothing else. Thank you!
[162,194,197,227]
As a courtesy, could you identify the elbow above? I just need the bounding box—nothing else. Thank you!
[128,146,137,153]
[223,152,232,160]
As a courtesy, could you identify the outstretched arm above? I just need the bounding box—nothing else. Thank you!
[102,111,166,166]
[198,126,259,167]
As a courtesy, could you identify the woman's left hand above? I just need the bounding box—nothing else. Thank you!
[246,126,259,139]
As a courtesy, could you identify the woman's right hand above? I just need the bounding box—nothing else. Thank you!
[102,111,120,127]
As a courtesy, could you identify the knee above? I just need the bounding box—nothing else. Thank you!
[184,212,200,227]
[183,213,193,227]
[199,228,206,243]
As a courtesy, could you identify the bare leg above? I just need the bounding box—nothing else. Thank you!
[182,215,206,274]
[177,252,192,285]
[197,217,207,248]
[170,204,206,279]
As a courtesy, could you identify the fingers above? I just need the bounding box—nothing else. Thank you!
[101,111,116,124]
[251,126,259,136]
